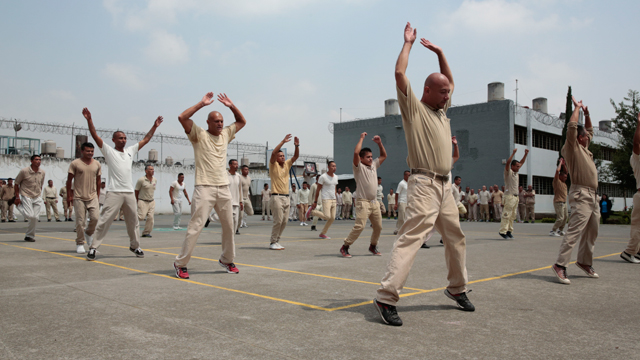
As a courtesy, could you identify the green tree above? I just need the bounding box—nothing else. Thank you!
[608,89,640,201]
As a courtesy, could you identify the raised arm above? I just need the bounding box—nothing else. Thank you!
[270,134,292,164]
[217,93,246,133]
[554,158,565,180]
[452,136,460,164]
[570,96,583,124]
[353,132,367,166]
[520,148,529,165]
[395,22,416,96]
[373,135,387,165]
[179,92,214,135]
[421,39,454,91]
[82,108,103,149]
[138,116,163,150]
[506,148,517,172]
[291,137,300,163]
[635,113,640,156]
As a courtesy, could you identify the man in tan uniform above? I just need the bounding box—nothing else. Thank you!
[67,142,102,254]
[524,185,536,223]
[467,189,478,221]
[268,134,299,250]
[1,178,15,222]
[261,184,271,221]
[551,97,600,284]
[174,92,246,278]
[341,132,387,257]
[387,189,396,219]
[499,148,528,239]
[621,113,640,263]
[59,182,73,221]
[43,180,61,222]
[478,185,490,222]
[377,177,386,217]
[240,165,253,228]
[550,158,568,237]
[341,186,353,220]
[491,184,503,221]
[14,155,46,242]
[135,165,157,238]
[394,171,409,234]
[374,23,474,327]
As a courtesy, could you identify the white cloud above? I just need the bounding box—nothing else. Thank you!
[102,63,145,90]
[143,30,189,65]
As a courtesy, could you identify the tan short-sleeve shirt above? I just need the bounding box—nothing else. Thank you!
[492,190,504,204]
[68,159,102,201]
[269,158,293,194]
[518,190,525,204]
[43,186,57,199]
[631,153,640,189]
[15,166,45,199]
[187,123,236,186]
[240,175,251,200]
[1,184,15,200]
[342,190,352,205]
[468,193,478,204]
[525,190,536,204]
[561,122,598,189]
[504,168,519,196]
[135,176,157,201]
[553,177,567,203]
[353,158,380,201]
[396,80,453,175]
[387,193,396,205]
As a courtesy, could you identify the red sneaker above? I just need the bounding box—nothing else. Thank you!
[368,244,381,256]
[174,262,189,279]
[340,245,352,258]
[219,260,239,274]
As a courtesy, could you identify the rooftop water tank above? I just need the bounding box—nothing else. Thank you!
[532,98,548,114]
[241,157,249,167]
[599,120,612,132]
[56,147,64,159]
[43,140,56,155]
[488,82,504,102]
[165,156,174,166]
[148,149,158,163]
[384,99,399,116]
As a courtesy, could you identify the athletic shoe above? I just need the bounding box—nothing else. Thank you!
[421,243,430,249]
[549,230,560,237]
[439,239,443,244]
[76,244,86,254]
[575,262,599,278]
[444,289,475,311]
[174,262,189,279]
[267,217,271,221]
[24,236,35,242]
[499,233,508,239]
[130,247,145,258]
[204,219,210,228]
[305,207,313,220]
[141,234,152,238]
[87,248,96,261]
[340,245,352,258]
[269,243,285,250]
[620,252,640,264]
[319,234,331,239]
[369,244,381,256]
[56,219,61,222]
[506,231,514,239]
[393,230,398,235]
[1,220,4,223]
[394,217,397,220]
[219,260,239,274]
[262,217,265,220]
[373,299,402,326]
[300,222,305,226]
[48,219,51,222]
[85,233,94,248]
[635,253,640,261]
[8,220,15,222]
[303,222,308,226]
[235,230,240,235]
[558,230,566,236]
[551,264,570,284]
[311,225,317,231]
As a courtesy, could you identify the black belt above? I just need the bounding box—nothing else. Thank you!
[46,197,56,199]
[411,169,449,182]
[271,193,289,197]
[139,199,154,202]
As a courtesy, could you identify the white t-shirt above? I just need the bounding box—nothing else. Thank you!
[396,180,408,204]
[298,188,310,204]
[228,172,242,206]
[290,190,299,205]
[318,173,338,200]
[171,180,185,200]
[452,184,462,204]
[100,142,139,192]
[376,184,383,200]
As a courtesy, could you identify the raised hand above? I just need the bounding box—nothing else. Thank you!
[282,134,292,143]
[512,148,518,154]
[571,96,583,109]
[372,135,381,144]
[294,136,300,146]
[360,132,368,139]
[404,22,416,44]
[217,93,234,107]
[583,105,589,116]
[524,149,529,154]
[202,92,214,106]
[420,38,442,54]
[452,136,458,145]
[154,116,163,127]
[82,108,92,121]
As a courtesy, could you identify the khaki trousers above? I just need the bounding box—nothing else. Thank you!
[395,202,407,231]
[555,185,600,267]
[1,200,14,221]
[342,203,352,219]
[344,199,383,246]
[62,198,73,218]
[270,196,290,243]
[493,203,503,221]
[311,199,336,235]
[388,205,396,218]
[175,185,235,267]
[137,199,155,235]
[312,201,323,226]
[518,204,525,221]
[526,204,535,222]
[262,199,271,218]
[377,174,468,306]
[45,198,59,220]
[172,201,183,227]
[499,195,519,234]
[480,204,489,221]
[243,198,254,216]
[378,199,386,216]
[233,205,241,232]
[74,197,99,245]
[624,192,640,255]
[299,203,308,222]
[93,192,140,250]
[552,201,569,232]
[17,195,43,238]
[468,203,477,221]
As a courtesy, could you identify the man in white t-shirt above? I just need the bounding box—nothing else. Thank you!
[377,178,386,217]
[394,171,409,235]
[170,173,191,230]
[82,107,162,261]
[310,163,339,239]
[239,165,253,228]
[289,183,299,222]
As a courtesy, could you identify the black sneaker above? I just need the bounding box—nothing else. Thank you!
[235,230,240,235]
[421,243,430,249]
[87,248,96,261]
[444,289,475,311]
[439,239,443,244]
[205,219,210,228]
[130,247,145,258]
[373,299,403,326]
[311,225,317,231]
[499,233,508,239]
[141,234,152,238]
[24,236,35,242]
[506,231,514,239]
[56,219,61,222]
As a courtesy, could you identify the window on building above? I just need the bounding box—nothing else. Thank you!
[599,146,615,162]
[532,130,562,151]
[519,174,527,189]
[598,182,625,198]
[532,176,554,195]
[515,125,527,145]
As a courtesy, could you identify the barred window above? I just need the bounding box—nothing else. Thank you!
[532,130,562,151]
[515,125,527,145]
[519,174,528,188]
[600,146,615,161]
[532,176,554,195]
[598,183,625,198]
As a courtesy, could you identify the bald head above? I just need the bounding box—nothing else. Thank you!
[421,73,451,110]
[424,73,449,88]
[206,111,224,135]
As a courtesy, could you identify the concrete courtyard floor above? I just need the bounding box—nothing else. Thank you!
[1,214,639,359]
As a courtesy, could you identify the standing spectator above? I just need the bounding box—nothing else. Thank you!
[599,194,613,224]
[394,171,409,235]
[461,186,470,221]
[467,189,478,221]
[261,183,271,221]
[341,186,353,220]
[1,178,15,222]
[42,180,61,222]
[517,185,525,223]
[99,181,106,210]
[524,185,536,223]
[135,165,157,238]
[335,187,343,220]
[298,182,310,226]
[387,189,396,219]
[377,177,386,217]
[170,173,191,230]
[14,155,46,241]
[491,185,504,222]
[239,165,253,228]
[60,181,73,221]
[289,183,299,222]
[478,186,490,222]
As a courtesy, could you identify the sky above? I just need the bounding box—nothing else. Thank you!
[1,0,639,162]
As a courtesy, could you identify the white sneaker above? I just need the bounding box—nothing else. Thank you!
[549,231,560,237]
[621,251,640,264]
[84,233,94,247]
[300,222,305,226]
[558,231,566,236]
[76,244,86,254]
[173,226,180,230]
[269,242,285,250]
